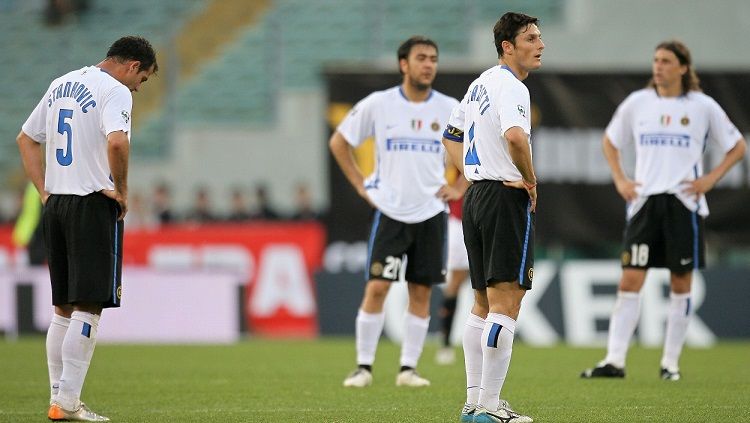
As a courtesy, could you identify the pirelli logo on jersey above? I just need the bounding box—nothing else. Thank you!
[639,133,690,148]
[386,138,442,153]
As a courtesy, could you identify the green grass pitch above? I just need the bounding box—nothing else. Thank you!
[1,337,748,422]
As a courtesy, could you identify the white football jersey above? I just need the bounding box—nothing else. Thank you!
[606,88,741,217]
[22,66,133,196]
[337,86,458,223]
[446,65,532,182]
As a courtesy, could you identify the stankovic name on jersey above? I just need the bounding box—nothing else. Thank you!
[47,81,97,113]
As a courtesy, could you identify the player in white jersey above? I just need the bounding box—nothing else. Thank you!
[581,40,746,382]
[17,36,157,422]
[443,12,543,423]
[330,36,459,388]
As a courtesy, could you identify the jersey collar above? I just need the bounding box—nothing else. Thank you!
[500,65,519,80]
[398,86,433,103]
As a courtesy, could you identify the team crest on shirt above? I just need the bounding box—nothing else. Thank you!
[431,121,440,131]
[621,251,631,266]
[116,286,122,299]
[528,267,534,282]
[121,110,130,124]
[370,262,383,277]
[681,115,690,126]
[517,105,526,117]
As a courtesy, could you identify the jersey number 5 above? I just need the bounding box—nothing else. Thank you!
[56,109,74,166]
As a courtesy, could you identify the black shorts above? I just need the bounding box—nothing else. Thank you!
[365,210,447,285]
[621,194,705,272]
[463,180,535,290]
[42,193,124,308]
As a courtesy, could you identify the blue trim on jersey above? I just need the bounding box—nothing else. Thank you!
[500,65,518,80]
[398,86,433,102]
[81,322,92,338]
[702,131,709,153]
[112,209,119,305]
[365,211,383,280]
[441,212,448,275]
[487,323,502,348]
[691,209,699,270]
[693,165,701,215]
[685,297,692,316]
[517,200,532,285]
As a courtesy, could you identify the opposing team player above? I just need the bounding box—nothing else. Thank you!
[443,12,544,422]
[582,40,746,381]
[330,36,459,388]
[17,36,157,421]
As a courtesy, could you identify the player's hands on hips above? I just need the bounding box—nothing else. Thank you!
[101,189,128,220]
[436,184,462,202]
[682,175,716,199]
[356,184,376,209]
[614,178,640,202]
[503,180,537,213]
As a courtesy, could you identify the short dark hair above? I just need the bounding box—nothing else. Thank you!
[647,39,701,94]
[493,12,539,57]
[106,36,158,73]
[396,36,438,72]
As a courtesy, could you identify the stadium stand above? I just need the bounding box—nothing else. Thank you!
[0,0,562,174]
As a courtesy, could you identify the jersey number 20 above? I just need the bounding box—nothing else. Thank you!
[56,109,73,166]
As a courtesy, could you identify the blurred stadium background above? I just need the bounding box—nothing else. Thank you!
[1,0,749,346]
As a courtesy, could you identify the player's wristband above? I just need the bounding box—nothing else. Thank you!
[523,180,537,190]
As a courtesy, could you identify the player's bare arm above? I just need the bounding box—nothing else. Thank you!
[684,137,747,196]
[104,130,129,220]
[602,135,640,202]
[436,167,470,202]
[503,126,537,211]
[442,136,464,171]
[329,130,374,207]
[16,131,49,204]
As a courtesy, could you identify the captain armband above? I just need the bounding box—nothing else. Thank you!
[443,125,464,142]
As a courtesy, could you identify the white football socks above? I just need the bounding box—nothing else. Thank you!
[400,312,430,368]
[604,291,641,368]
[462,313,485,405]
[46,313,70,402]
[478,313,516,412]
[661,292,691,370]
[355,309,385,366]
[56,311,100,411]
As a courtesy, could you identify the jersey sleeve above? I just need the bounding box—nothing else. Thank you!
[705,96,742,153]
[21,93,50,143]
[336,92,378,147]
[498,82,531,136]
[605,93,637,148]
[101,85,133,139]
[444,92,467,142]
